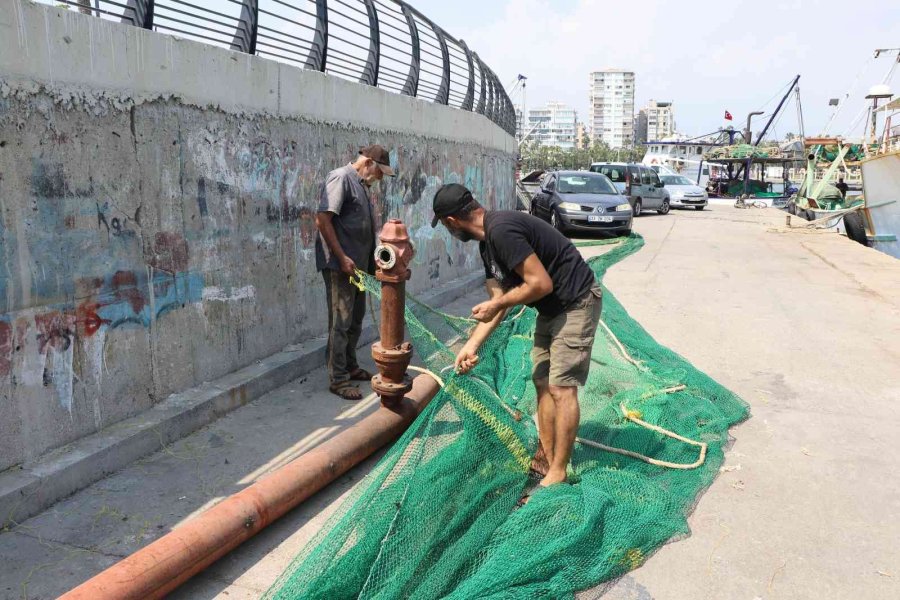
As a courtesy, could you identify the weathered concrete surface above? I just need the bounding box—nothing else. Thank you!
[0,0,515,474]
[591,206,900,600]
[0,287,485,600]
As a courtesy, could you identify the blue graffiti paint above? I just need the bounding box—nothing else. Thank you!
[464,165,484,201]
[93,270,205,331]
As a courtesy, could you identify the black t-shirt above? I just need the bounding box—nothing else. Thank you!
[480,211,596,318]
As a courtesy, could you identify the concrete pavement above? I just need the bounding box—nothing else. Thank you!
[594,204,899,600]
[2,204,898,599]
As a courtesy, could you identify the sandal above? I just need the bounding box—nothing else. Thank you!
[529,444,550,478]
[329,381,363,401]
[527,468,545,481]
[348,367,374,382]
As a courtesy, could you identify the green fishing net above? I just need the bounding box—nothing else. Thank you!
[265,234,749,599]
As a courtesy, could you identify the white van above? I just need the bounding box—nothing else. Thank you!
[588,162,671,215]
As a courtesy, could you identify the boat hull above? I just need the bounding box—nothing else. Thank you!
[860,150,900,259]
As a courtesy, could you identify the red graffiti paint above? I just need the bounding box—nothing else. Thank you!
[298,207,316,248]
[34,311,77,354]
[0,322,11,376]
[76,301,107,337]
[148,232,189,273]
[111,270,146,314]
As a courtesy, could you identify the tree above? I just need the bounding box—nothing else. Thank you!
[517,139,647,174]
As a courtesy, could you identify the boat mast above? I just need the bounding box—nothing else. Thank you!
[754,75,801,146]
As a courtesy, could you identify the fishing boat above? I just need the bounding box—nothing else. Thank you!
[858,96,900,257]
[786,48,899,256]
[699,75,806,207]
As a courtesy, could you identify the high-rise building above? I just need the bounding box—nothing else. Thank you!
[634,111,648,145]
[640,100,675,141]
[525,101,578,149]
[588,69,635,149]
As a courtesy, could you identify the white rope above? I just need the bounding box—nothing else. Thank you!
[598,319,644,369]
[407,365,445,388]
[404,304,708,472]
[576,398,708,470]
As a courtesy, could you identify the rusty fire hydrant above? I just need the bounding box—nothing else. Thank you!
[371,219,415,405]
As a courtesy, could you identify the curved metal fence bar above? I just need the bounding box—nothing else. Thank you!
[43,0,515,136]
[397,2,420,97]
[457,41,475,111]
[359,0,379,86]
[306,0,328,71]
[474,53,487,116]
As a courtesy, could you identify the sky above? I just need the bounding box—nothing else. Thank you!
[411,0,899,139]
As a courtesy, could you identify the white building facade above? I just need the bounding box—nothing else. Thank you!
[642,100,675,141]
[526,101,578,148]
[588,69,635,148]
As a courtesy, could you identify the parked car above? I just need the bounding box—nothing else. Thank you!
[528,170,633,236]
[658,174,708,210]
[588,162,670,215]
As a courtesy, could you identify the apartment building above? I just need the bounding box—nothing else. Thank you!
[588,69,635,148]
[525,101,578,148]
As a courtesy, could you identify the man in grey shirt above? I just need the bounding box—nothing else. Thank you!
[315,145,395,400]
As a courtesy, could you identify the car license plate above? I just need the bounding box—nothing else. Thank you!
[589,216,614,223]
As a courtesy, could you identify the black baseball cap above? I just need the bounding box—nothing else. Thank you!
[431,183,474,227]
[359,145,395,176]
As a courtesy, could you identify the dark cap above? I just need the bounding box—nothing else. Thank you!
[431,183,474,227]
[359,145,395,176]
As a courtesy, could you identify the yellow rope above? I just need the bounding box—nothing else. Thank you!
[349,271,366,291]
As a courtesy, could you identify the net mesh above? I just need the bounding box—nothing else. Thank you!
[265,234,749,599]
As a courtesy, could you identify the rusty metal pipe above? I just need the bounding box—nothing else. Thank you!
[371,219,415,404]
[379,281,405,349]
[60,375,441,600]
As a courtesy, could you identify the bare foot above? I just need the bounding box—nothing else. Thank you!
[539,470,567,487]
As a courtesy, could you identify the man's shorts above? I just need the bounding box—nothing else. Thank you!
[531,285,602,387]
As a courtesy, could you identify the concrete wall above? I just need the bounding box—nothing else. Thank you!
[0,1,516,471]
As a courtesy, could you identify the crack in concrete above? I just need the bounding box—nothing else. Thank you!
[10,528,128,560]
[799,241,892,305]
[644,217,677,272]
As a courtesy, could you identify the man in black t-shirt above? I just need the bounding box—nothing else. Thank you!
[835,177,849,199]
[431,184,602,497]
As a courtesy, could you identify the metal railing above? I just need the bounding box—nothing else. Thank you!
[46,0,516,136]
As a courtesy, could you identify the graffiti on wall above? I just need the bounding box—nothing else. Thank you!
[0,103,514,468]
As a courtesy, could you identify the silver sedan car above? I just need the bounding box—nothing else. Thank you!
[659,174,708,210]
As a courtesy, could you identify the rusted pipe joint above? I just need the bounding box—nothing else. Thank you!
[375,219,415,283]
[372,341,414,404]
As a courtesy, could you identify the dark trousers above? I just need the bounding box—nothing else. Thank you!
[322,269,366,385]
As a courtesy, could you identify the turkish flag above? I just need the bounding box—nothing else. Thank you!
[724,110,733,121]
